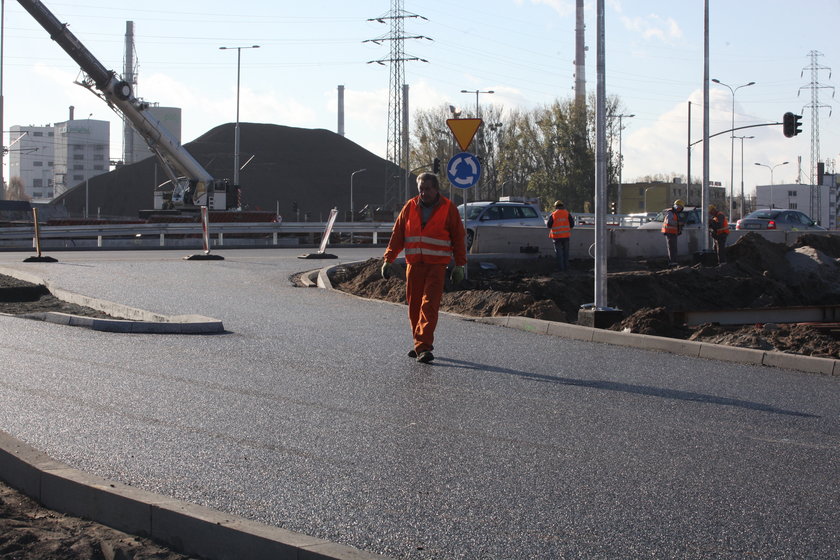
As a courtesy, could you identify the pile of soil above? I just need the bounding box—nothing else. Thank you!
[330,233,840,358]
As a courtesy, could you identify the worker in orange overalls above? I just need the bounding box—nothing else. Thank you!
[381,172,467,363]
[708,204,729,264]
[547,200,574,272]
[661,199,685,266]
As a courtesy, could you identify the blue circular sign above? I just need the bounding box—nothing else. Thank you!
[447,152,482,189]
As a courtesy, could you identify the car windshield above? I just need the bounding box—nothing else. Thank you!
[458,204,489,220]
[746,210,781,220]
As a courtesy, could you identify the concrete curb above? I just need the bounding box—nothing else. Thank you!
[319,262,840,377]
[0,430,390,560]
[0,266,224,334]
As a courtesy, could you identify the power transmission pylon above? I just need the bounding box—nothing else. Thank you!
[798,50,834,218]
[365,1,430,210]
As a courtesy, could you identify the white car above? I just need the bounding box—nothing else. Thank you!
[457,200,546,248]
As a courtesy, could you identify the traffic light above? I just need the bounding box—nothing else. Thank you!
[783,112,802,138]
[609,201,616,214]
[433,157,441,174]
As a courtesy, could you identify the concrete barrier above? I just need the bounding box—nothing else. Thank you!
[471,226,833,260]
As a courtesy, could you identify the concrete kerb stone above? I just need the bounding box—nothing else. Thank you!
[0,430,391,560]
[0,266,224,334]
[318,261,840,377]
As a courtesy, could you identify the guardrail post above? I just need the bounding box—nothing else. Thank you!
[273,232,278,245]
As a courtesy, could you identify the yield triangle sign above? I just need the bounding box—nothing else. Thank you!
[447,118,483,152]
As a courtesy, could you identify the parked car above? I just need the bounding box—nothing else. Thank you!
[637,207,703,230]
[457,200,546,248]
[735,209,825,231]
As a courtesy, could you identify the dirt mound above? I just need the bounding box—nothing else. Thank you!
[330,233,840,358]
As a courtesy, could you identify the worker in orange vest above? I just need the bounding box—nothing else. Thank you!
[381,172,467,363]
[547,200,574,271]
[708,204,730,264]
[661,199,685,266]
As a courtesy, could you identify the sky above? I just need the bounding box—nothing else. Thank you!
[3,0,839,203]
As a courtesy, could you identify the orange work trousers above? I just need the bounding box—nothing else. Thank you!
[405,262,447,353]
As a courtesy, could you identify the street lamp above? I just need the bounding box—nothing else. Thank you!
[219,44,260,207]
[610,113,634,213]
[733,135,753,219]
[755,161,789,208]
[712,78,755,220]
[350,168,366,222]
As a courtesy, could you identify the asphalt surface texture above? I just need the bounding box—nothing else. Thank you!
[0,248,838,560]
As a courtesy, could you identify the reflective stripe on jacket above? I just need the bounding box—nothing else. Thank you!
[711,212,730,235]
[661,209,680,235]
[404,198,454,264]
[549,209,572,239]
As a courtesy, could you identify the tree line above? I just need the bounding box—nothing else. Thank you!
[409,96,629,213]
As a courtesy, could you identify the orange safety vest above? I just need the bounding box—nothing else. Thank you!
[404,197,455,265]
[711,212,729,235]
[549,208,572,239]
[661,209,680,235]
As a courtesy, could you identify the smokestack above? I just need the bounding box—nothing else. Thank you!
[337,85,345,137]
[123,21,136,164]
[574,0,586,112]
[69,105,74,120]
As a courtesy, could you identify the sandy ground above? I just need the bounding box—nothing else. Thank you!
[330,233,840,359]
[0,482,193,559]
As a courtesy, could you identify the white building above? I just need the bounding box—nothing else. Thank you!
[123,105,182,164]
[53,118,110,197]
[8,125,56,200]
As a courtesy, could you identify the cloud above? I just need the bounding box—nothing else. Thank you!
[621,14,683,43]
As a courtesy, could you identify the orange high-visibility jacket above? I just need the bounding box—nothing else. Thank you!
[710,212,730,235]
[549,208,572,239]
[384,195,467,266]
[661,209,681,235]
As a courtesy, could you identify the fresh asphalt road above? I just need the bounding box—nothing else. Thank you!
[0,248,837,559]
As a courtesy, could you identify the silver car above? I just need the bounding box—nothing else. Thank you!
[457,200,546,248]
[637,207,703,230]
[735,209,825,231]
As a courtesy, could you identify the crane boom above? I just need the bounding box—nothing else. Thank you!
[16,0,233,211]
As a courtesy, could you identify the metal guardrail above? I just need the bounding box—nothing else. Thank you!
[0,221,395,249]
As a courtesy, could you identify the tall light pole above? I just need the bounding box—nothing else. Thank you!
[350,168,366,222]
[460,89,493,198]
[610,113,634,213]
[712,78,754,220]
[0,0,5,200]
[755,161,789,208]
[219,44,260,208]
[733,135,753,219]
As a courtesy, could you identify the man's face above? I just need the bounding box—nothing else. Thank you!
[418,179,439,205]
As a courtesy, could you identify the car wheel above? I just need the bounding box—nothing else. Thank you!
[466,229,474,250]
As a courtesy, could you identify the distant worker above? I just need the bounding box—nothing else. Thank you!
[547,200,575,272]
[661,199,685,266]
[381,172,467,364]
[708,204,729,264]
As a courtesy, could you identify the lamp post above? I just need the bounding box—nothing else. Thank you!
[460,89,494,198]
[350,168,366,222]
[610,113,634,213]
[219,44,260,207]
[0,0,5,200]
[755,161,789,208]
[733,135,753,219]
[712,79,754,220]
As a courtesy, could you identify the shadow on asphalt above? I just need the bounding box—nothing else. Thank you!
[433,357,819,419]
